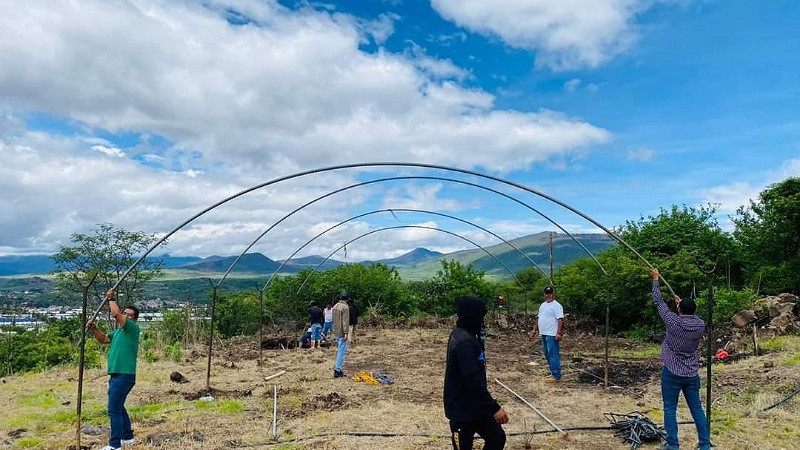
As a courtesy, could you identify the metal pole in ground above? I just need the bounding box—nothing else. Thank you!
[705,275,714,430]
[206,281,218,392]
[495,378,569,440]
[272,385,278,439]
[605,302,610,388]
[258,288,264,369]
[75,273,98,450]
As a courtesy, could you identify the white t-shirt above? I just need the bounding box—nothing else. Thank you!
[537,300,564,336]
[323,307,333,322]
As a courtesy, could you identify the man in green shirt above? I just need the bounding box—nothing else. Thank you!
[88,289,141,450]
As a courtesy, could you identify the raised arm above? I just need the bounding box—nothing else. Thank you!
[106,288,127,327]
[651,268,679,325]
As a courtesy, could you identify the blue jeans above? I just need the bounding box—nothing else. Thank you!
[661,366,710,450]
[335,337,348,372]
[108,373,136,447]
[310,323,322,341]
[541,335,561,379]
[322,321,332,339]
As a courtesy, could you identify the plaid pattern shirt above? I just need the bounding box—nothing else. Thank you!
[652,281,706,377]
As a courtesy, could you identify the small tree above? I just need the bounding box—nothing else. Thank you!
[51,223,164,304]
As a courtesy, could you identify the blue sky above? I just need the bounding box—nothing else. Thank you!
[0,0,798,260]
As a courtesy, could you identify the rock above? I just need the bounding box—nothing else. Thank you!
[778,293,799,304]
[764,361,775,369]
[770,312,798,334]
[495,315,509,329]
[770,302,796,319]
[170,371,189,384]
[8,429,27,438]
[732,310,758,328]
[80,425,108,436]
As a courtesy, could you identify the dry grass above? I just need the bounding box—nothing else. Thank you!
[1,327,798,449]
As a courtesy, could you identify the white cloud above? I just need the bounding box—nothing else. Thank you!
[0,0,609,174]
[778,157,800,178]
[627,147,655,161]
[431,0,654,70]
[701,182,760,214]
[0,0,615,257]
[380,183,473,211]
[702,157,800,215]
[564,78,581,93]
[91,145,126,158]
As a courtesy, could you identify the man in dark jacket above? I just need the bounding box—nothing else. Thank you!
[444,296,509,450]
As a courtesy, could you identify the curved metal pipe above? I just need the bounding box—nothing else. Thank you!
[259,208,548,292]
[97,161,674,325]
[219,175,600,289]
[294,225,526,295]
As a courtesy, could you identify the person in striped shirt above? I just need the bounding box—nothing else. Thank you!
[650,268,711,450]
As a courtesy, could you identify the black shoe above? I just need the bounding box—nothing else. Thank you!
[334,370,345,378]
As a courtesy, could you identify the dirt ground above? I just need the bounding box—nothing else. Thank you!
[1,325,798,449]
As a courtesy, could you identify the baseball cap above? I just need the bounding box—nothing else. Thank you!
[544,286,554,294]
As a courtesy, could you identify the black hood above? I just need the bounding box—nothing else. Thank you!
[456,296,487,336]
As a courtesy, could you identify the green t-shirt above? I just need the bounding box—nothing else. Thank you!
[107,319,140,375]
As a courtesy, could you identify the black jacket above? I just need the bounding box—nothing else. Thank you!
[443,326,500,422]
[308,306,323,325]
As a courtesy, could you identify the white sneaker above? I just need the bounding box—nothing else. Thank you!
[100,446,121,450]
[121,437,136,445]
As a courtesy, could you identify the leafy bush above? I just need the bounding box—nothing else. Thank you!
[163,342,183,363]
[694,287,758,325]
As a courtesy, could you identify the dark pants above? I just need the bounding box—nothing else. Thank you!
[661,366,710,450]
[108,373,136,447]
[449,417,506,450]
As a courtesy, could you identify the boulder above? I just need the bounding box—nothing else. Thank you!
[495,315,510,329]
[770,312,798,334]
[770,301,796,319]
[732,310,758,328]
[170,371,189,384]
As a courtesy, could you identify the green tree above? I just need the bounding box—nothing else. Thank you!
[51,223,165,304]
[733,177,800,294]
[413,260,494,316]
[214,292,261,338]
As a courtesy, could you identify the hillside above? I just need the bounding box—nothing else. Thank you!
[179,253,298,274]
[397,232,615,280]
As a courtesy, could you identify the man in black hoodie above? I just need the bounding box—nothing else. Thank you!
[444,296,509,450]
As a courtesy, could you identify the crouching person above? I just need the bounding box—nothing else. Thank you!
[444,296,509,450]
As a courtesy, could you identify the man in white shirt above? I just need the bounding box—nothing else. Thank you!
[530,286,564,383]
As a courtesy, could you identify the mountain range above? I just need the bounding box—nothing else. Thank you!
[0,232,615,279]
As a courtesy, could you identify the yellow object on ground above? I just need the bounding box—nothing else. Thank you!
[352,371,380,384]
